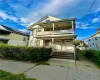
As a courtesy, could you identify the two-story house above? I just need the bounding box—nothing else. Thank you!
[88,28,100,50]
[0,25,29,46]
[28,16,76,59]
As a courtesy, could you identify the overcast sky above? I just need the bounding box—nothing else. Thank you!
[0,0,100,41]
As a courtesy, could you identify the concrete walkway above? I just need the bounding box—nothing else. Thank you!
[0,58,100,80]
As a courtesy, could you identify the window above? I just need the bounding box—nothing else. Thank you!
[89,39,90,41]
[35,39,40,46]
[36,29,41,32]
[23,38,26,41]
[95,37,97,40]
[46,20,51,22]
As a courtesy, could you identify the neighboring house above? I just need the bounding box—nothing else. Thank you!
[0,25,29,46]
[28,16,76,59]
[76,41,88,50]
[88,28,100,50]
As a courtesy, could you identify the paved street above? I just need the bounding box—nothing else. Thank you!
[0,58,100,80]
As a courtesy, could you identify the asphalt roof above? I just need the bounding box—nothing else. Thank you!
[0,25,29,36]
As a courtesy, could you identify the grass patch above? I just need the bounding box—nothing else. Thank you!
[60,65,64,67]
[0,70,36,80]
[36,61,50,65]
[0,70,11,78]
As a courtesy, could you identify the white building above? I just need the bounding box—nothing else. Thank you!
[88,29,100,50]
[28,16,76,59]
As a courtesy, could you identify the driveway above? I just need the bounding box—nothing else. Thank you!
[0,58,100,80]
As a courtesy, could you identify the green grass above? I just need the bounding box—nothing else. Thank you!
[0,70,36,80]
[36,61,50,65]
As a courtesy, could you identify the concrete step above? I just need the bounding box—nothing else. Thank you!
[52,52,75,60]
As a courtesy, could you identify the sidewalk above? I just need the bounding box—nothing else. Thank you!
[0,59,100,80]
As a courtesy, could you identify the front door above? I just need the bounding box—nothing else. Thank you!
[45,40,51,47]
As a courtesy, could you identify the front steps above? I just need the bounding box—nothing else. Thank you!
[51,52,75,60]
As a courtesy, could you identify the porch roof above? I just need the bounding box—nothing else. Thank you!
[37,19,75,30]
[35,34,77,39]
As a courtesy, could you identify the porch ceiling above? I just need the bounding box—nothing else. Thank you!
[38,19,75,29]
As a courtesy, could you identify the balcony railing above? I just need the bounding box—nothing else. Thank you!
[37,29,74,36]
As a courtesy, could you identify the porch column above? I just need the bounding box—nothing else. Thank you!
[73,37,76,59]
[72,21,75,33]
[52,23,54,47]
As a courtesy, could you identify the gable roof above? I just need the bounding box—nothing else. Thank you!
[88,29,100,39]
[0,25,29,36]
[27,15,60,30]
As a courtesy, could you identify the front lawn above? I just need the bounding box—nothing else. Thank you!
[0,70,36,80]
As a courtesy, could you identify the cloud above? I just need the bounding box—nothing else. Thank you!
[0,10,18,22]
[41,0,77,15]
[18,28,29,33]
[19,12,41,27]
[76,36,88,41]
[92,18,100,23]
[1,0,100,28]
[76,22,95,29]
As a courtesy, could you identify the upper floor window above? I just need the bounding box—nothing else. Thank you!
[46,20,51,22]
[36,29,41,32]
[23,38,26,41]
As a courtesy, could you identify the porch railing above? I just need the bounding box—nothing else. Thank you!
[36,29,74,36]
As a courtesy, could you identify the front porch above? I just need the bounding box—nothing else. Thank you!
[43,39,75,52]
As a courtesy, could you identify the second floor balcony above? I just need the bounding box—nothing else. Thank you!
[36,29,74,36]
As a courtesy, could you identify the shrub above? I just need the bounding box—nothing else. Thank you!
[76,50,86,60]
[0,70,11,78]
[0,70,36,80]
[0,41,5,45]
[1,73,36,80]
[0,46,52,62]
[85,49,100,67]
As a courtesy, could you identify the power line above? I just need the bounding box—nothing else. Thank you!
[77,0,97,41]
[79,0,97,26]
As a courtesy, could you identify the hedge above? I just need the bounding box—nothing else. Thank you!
[0,46,52,62]
[76,50,86,60]
[85,49,100,67]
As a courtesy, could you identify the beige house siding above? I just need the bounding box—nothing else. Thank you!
[7,33,28,46]
[28,16,76,53]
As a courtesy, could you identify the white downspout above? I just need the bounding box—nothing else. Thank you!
[72,21,76,60]
[52,23,54,52]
